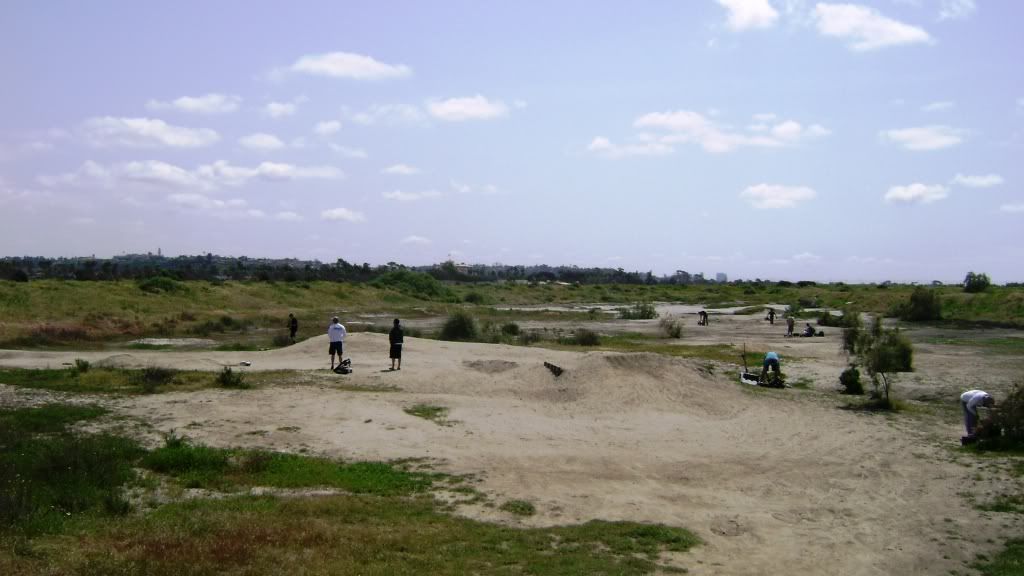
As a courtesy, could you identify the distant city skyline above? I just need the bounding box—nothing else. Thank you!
[1,1,1021,282]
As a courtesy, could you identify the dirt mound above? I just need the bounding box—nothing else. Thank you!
[463,359,519,374]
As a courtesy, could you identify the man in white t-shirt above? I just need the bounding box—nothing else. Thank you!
[328,317,347,370]
[960,389,995,437]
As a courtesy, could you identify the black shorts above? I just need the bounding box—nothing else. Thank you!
[389,344,402,359]
[329,341,343,355]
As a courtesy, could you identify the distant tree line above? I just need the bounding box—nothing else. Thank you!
[0,254,738,286]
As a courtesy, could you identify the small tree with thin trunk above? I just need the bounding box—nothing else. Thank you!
[843,316,913,408]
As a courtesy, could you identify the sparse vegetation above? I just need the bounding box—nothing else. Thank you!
[618,301,658,320]
[964,271,992,293]
[216,366,248,389]
[572,328,601,346]
[839,366,863,395]
[500,499,536,516]
[439,311,479,341]
[404,404,453,426]
[976,383,1024,451]
[843,316,913,408]
[659,317,683,338]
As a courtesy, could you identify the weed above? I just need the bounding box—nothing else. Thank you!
[840,366,863,395]
[135,366,177,393]
[404,404,452,426]
[501,321,521,336]
[618,301,658,320]
[73,358,91,373]
[439,311,478,341]
[659,317,683,338]
[573,328,601,346]
[500,499,536,516]
[216,367,248,389]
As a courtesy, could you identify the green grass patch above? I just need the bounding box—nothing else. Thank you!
[0,403,107,434]
[500,499,536,516]
[977,494,1024,514]
[922,336,1024,352]
[0,367,216,394]
[975,538,1024,576]
[538,332,766,365]
[6,496,699,575]
[404,404,453,426]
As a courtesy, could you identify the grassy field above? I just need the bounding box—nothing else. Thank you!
[2,279,1022,348]
[0,403,700,575]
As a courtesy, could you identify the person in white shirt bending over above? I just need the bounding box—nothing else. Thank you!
[960,389,995,437]
[328,317,347,370]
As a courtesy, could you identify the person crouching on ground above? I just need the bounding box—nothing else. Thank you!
[802,323,816,337]
[328,316,347,370]
[760,351,781,384]
[389,318,403,370]
[960,389,995,438]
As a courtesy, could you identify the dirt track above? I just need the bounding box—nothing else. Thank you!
[2,314,1023,575]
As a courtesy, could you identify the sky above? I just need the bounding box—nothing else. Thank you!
[1,0,1021,283]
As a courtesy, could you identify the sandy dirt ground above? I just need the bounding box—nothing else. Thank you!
[2,313,1023,575]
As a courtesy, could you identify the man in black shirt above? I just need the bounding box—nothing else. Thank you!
[389,318,404,370]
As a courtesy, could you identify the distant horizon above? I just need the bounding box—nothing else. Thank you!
[1,250,1012,285]
[2,1,1021,283]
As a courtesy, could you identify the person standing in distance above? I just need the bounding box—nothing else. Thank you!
[288,313,299,344]
[328,316,347,370]
[389,318,404,371]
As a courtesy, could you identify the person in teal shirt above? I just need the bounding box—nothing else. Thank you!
[760,351,781,384]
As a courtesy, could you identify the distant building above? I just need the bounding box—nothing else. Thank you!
[716,272,727,283]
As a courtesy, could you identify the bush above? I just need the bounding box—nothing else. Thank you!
[659,317,683,338]
[500,322,520,336]
[963,271,991,293]
[618,302,658,320]
[977,383,1024,451]
[272,333,293,347]
[73,358,91,373]
[899,287,942,321]
[216,366,247,388]
[135,367,177,393]
[439,311,478,342]
[839,366,863,395]
[137,276,185,294]
[517,330,541,346]
[573,329,601,346]
[372,270,457,301]
[463,291,487,304]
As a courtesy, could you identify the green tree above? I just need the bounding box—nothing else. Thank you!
[844,316,913,407]
[963,271,991,293]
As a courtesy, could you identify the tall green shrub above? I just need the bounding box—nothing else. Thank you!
[439,311,478,341]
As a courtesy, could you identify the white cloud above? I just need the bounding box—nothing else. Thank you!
[349,104,425,126]
[82,117,219,148]
[609,109,828,154]
[382,189,441,202]
[39,160,207,190]
[922,100,954,112]
[716,0,779,30]
[314,120,342,135]
[328,143,368,158]
[792,251,821,261]
[951,173,1003,188]
[882,125,963,150]
[168,193,247,211]
[813,3,933,51]
[939,0,976,21]
[290,52,411,80]
[884,182,949,203]
[449,180,499,195]
[239,132,285,151]
[999,203,1024,213]
[146,93,241,114]
[198,161,343,185]
[587,136,673,158]
[427,95,509,121]
[382,164,420,175]
[401,235,431,245]
[275,211,303,221]
[740,184,817,208]
[321,207,366,222]
[264,101,297,118]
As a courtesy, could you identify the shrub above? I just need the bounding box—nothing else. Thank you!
[853,316,913,405]
[463,291,487,304]
[573,329,601,346]
[963,271,991,293]
[137,276,185,294]
[216,366,247,388]
[500,322,520,336]
[974,383,1024,451]
[73,358,91,373]
[659,317,682,338]
[899,287,942,321]
[517,330,541,346]
[439,311,478,341]
[839,366,863,395]
[618,301,658,320]
[135,367,177,393]
[272,333,293,347]
[372,270,457,301]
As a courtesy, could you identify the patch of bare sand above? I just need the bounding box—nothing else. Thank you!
[1,332,1020,575]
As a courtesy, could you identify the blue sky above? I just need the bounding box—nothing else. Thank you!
[1,0,1021,282]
